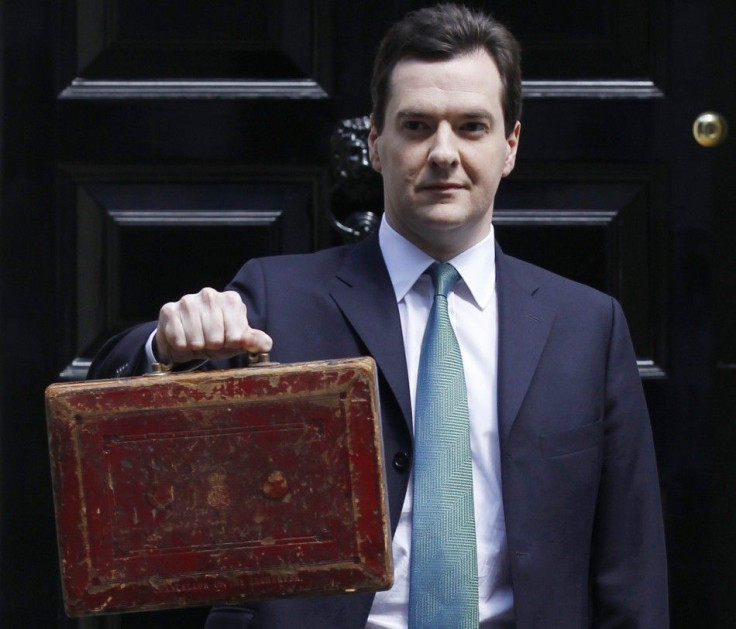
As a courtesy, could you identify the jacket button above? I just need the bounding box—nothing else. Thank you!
[393,452,410,473]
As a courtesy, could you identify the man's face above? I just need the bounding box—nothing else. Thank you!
[368,50,520,261]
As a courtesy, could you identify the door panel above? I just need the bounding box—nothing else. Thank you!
[64,0,331,98]
[495,0,666,88]
[59,165,328,378]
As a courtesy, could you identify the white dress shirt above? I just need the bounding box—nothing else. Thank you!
[366,217,514,628]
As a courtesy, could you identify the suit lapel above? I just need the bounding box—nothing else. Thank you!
[328,238,554,441]
[496,244,556,441]
[329,235,413,428]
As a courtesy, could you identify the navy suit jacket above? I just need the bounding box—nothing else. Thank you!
[89,235,668,628]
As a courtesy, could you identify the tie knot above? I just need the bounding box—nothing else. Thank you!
[428,262,460,297]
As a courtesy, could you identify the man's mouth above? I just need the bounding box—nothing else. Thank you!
[417,182,465,192]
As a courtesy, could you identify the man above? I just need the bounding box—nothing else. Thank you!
[89,4,668,628]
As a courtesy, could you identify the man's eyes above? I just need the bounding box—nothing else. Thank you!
[461,122,489,134]
[400,120,489,134]
[403,120,430,132]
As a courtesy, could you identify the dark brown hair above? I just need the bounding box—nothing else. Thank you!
[370,3,522,136]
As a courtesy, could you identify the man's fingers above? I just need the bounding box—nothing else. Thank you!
[156,288,272,364]
[242,328,274,354]
[221,291,273,354]
[157,301,197,362]
[196,288,226,351]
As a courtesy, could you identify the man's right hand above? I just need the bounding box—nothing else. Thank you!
[154,288,273,365]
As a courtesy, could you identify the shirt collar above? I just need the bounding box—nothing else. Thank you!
[378,216,496,309]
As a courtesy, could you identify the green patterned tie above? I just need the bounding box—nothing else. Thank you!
[409,262,479,628]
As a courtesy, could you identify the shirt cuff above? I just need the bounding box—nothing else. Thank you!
[144,329,206,373]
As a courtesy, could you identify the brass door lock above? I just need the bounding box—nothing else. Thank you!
[693,111,728,147]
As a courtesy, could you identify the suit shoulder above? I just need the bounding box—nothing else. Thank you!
[263,242,355,269]
[502,252,615,311]
[239,242,357,279]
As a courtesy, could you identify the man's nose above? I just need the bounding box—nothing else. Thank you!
[427,123,459,169]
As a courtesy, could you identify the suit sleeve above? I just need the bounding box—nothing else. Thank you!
[85,257,268,381]
[591,298,669,627]
[86,321,157,380]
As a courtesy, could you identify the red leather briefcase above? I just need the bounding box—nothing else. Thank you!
[45,357,392,616]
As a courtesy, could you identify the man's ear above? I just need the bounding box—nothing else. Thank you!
[502,121,521,177]
[368,119,382,173]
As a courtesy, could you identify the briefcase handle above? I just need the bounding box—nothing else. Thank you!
[150,351,277,376]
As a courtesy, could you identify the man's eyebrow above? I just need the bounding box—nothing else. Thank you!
[396,109,432,119]
[459,109,494,120]
[395,108,495,120]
